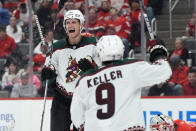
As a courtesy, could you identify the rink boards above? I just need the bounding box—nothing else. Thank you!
[0,96,195,131]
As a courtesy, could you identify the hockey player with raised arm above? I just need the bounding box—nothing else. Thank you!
[41,10,100,131]
[70,35,172,131]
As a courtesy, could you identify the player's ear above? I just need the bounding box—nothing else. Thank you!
[80,22,85,33]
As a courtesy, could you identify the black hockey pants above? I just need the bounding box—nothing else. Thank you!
[50,90,78,131]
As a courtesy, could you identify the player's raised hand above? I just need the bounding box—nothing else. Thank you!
[149,41,168,63]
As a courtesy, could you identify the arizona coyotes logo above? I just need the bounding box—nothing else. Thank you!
[66,56,81,83]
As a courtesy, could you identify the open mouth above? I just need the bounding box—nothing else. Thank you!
[69,29,75,33]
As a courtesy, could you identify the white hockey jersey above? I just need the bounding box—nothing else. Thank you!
[44,36,100,95]
[71,59,172,131]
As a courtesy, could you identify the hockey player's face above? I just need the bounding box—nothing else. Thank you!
[65,19,81,38]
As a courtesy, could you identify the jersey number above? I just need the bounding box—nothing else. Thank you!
[96,83,115,119]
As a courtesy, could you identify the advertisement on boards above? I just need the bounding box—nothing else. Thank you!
[0,99,52,131]
[142,97,196,130]
[0,97,195,131]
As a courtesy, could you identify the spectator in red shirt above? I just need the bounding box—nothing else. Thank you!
[106,7,131,40]
[86,7,105,39]
[122,5,132,27]
[168,55,189,95]
[3,0,18,15]
[130,0,141,22]
[182,67,196,95]
[169,37,189,65]
[97,0,111,26]
[33,44,47,73]
[0,24,16,58]
[106,7,131,57]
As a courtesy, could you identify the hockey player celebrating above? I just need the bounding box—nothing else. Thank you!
[41,10,100,131]
[70,35,172,131]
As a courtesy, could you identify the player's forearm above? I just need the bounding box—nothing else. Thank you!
[136,60,172,87]
[149,60,172,85]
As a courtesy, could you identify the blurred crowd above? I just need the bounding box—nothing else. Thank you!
[0,0,195,97]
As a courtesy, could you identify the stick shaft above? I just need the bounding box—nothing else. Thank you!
[40,80,49,131]
[35,15,46,45]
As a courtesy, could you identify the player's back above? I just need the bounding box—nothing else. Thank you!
[72,58,171,131]
[75,59,146,130]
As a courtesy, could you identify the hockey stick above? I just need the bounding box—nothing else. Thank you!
[35,15,45,46]
[40,80,48,131]
[34,15,50,131]
[139,0,155,40]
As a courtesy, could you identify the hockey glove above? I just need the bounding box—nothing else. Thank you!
[149,44,168,63]
[78,57,96,72]
[41,65,56,80]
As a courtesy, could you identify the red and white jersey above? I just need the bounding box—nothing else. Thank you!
[0,34,16,58]
[131,9,141,22]
[97,11,110,26]
[71,59,172,131]
[106,16,131,39]
[174,119,196,131]
[122,12,133,27]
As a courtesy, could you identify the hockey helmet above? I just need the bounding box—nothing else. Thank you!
[63,10,84,32]
[97,35,125,62]
[150,114,175,131]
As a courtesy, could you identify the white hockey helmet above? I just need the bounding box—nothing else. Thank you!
[63,10,84,32]
[150,114,175,131]
[97,35,125,62]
